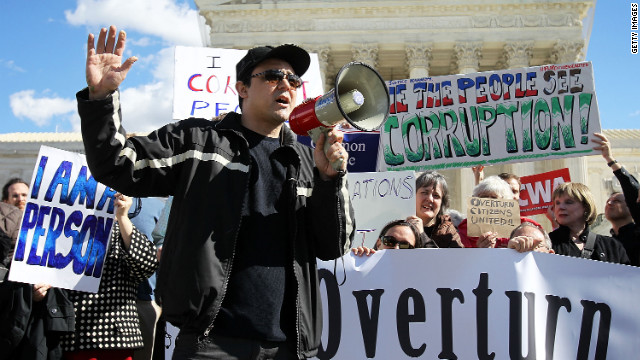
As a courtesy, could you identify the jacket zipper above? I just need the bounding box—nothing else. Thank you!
[202,139,251,340]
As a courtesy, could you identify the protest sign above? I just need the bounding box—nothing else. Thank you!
[519,168,571,216]
[377,62,601,172]
[297,127,381,173]
[466,197,521,237]
[316,249,640,359]
[172,45,324,120]
[8,146,117,293]
[347,171,416,248]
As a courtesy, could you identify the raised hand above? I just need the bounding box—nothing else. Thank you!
[86,25,137,100]
[472,165,485,185]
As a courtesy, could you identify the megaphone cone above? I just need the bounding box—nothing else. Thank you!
[289,62,390,170]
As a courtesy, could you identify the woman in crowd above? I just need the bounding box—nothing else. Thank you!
[62,194,159,360]
[549,182,629,264]
[410,171,463,248]
[352,219,423,256]
[458,176,541,248]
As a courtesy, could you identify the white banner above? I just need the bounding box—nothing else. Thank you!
[8,146,116,293]
[316,249,640,359]
[172,45,325,120]
[377,62,601,172]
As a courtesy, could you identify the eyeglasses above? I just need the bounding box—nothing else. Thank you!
[250,69,303,88]
[380,235,415,249]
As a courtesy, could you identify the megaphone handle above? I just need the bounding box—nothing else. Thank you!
[308,126,344,172]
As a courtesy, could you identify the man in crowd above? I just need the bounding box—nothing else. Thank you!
[593,132,640,266]
[78,25,353,359]
[2,178,28,211]
[507,221,555,254]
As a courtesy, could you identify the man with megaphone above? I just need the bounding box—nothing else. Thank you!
[77,25,356,360]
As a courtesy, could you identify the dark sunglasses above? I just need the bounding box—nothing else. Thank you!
[250,69,303,88]
[380,235,415,249]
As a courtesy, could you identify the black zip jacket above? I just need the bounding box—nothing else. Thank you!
[77,88,354,358]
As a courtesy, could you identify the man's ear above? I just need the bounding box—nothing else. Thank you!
[373,239,381,250]
[236,81,249,100]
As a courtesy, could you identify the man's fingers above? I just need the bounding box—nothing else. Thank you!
[105,25,118,54]
[96,27,108,54]
[114,30,127,56]
[121,56,138,72]
[87,33,96,57]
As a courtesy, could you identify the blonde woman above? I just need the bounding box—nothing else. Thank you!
[550,183,629,264]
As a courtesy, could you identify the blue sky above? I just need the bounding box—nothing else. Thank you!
[0,1,637,134]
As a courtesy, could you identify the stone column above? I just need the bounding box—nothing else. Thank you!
[551,40,585,64]
[405,42,433,79]
[454,41,482,74]
[503,40,534,69]
[351,43,379,69]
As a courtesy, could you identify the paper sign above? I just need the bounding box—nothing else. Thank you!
[8,146,116,293]
[347,171,416,248]
[519,168,571,216]
[172,45,324,120]
[465,197,520,237]
[377,62,601,172]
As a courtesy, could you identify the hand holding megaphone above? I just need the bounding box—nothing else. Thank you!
[289,62,390,171]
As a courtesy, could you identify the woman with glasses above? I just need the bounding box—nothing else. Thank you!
[549,182,629,264]
[352,219,424,256]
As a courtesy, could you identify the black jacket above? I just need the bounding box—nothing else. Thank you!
[550,226,630,265]
[77,89,354,358]
[0,283,74,360]
[611,166,640,266]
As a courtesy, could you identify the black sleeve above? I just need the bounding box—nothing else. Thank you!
[613,166,640,223]
[77,88,211,197]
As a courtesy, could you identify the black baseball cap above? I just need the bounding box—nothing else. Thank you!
[236,44,311,81]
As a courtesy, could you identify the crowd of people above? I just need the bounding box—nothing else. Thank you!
[0,24,638,360]
[352,131,638,269]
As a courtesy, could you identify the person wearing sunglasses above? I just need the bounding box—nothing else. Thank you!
[78,25,354,360]
[352,220,425,256]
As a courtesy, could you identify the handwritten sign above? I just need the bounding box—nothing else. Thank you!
[315,249,640,359]
[347,171,416,248]
[377,62,601,172]
[466,197,520,237]
[519,168,571,216]
[8,146,116,293]
[172,45,325,120]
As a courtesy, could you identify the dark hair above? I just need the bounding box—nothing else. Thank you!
[237,74,251,110]
[2,178,28,201]
[415,171,450,216]
[374,219,423,249]
[498,172,521,186]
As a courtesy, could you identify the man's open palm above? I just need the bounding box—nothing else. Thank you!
[86,25,137,99]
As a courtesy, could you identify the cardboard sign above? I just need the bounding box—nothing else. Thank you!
[347,171,416,248]
[466,197,521,237]
[172,45,324,120]
[519,168,571,216]
[377,62,601,172]
[8,146,116,293]
[316,249,640,359]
